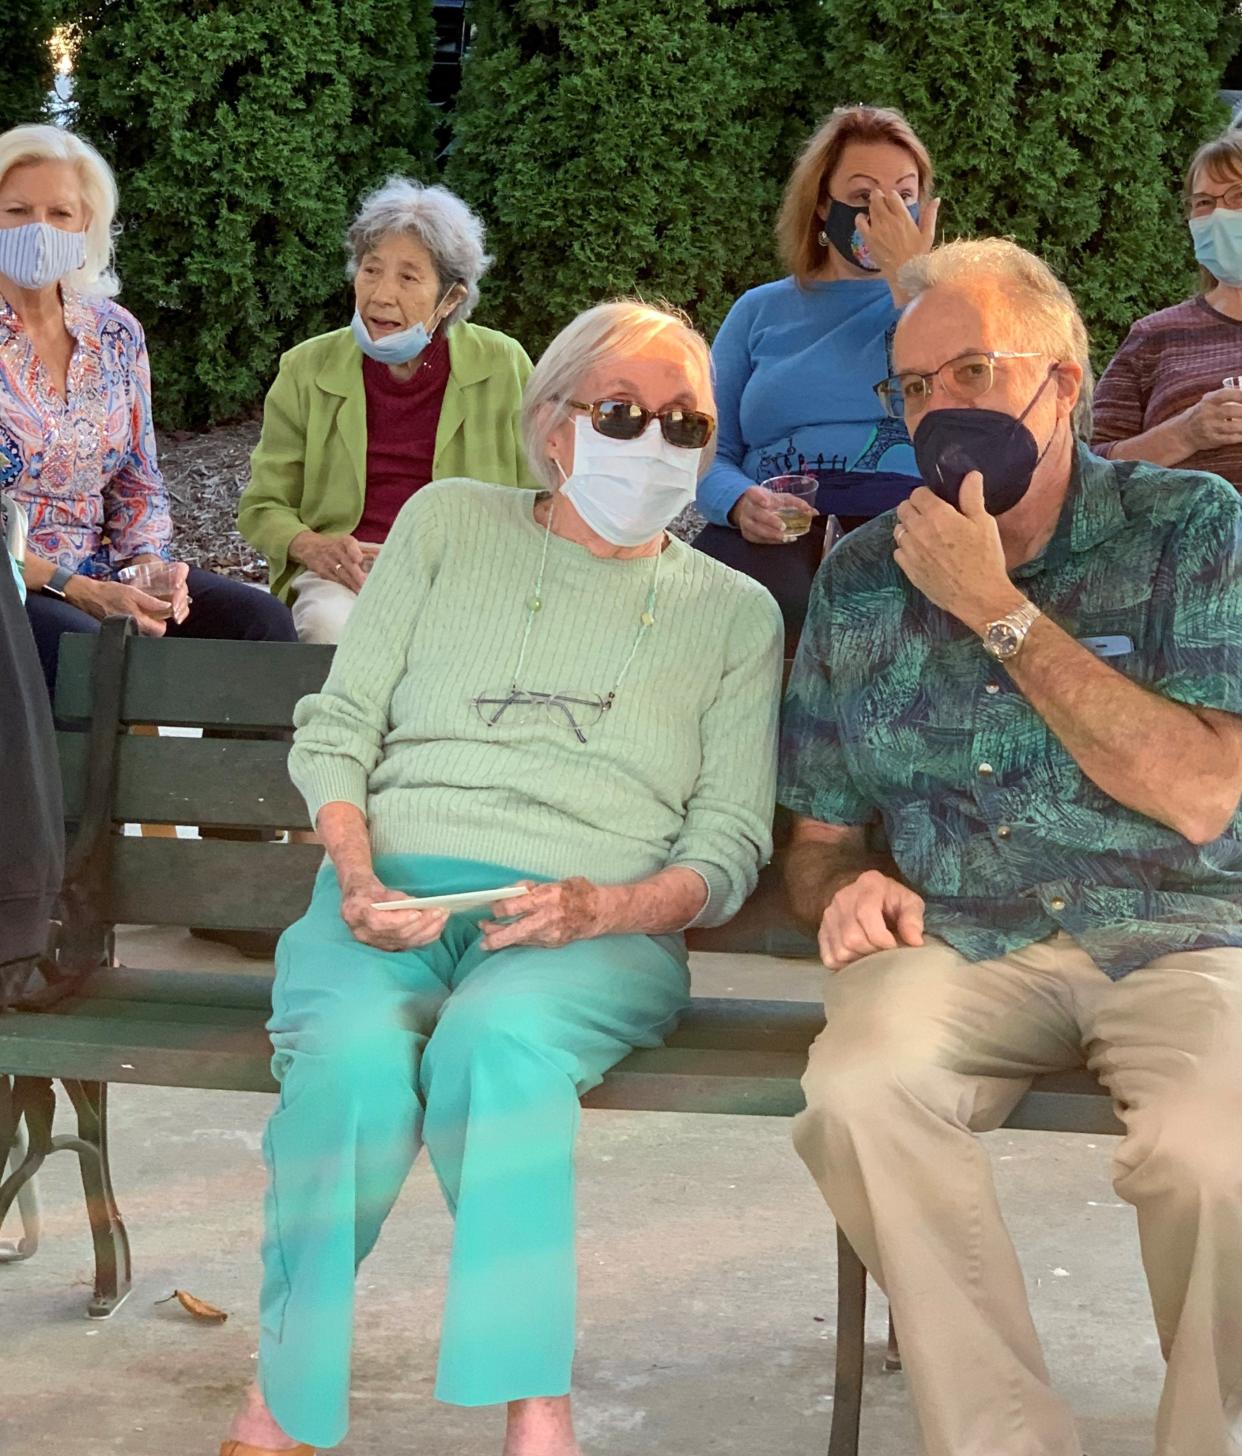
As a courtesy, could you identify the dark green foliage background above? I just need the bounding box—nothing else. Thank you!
[816,0,1241,368]
[5,1,1242,422]
[444,0,824,358]
[70,0,436,426]
[0,0,55,133]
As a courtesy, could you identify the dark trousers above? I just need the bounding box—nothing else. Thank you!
[694,470,916,653]
[26,566,297,695]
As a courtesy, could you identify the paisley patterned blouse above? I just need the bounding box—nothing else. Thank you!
[0,288,170,578]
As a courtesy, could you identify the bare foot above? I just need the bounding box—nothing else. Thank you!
[225,1381,302,1451]
[504,1395,582,1456]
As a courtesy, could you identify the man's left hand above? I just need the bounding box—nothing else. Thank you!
[892,473,1023,633]
[479,877,605,951]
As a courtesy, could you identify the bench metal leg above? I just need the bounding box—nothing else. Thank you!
[0,1076,131,1316]
[0,1076,54,1260]
[828,1225,868,1456]
[63,1080,131,1318]
[884,1310,902,1373]
[0,1075,41,1261]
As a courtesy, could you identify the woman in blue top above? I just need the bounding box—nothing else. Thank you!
[695,105,938,648]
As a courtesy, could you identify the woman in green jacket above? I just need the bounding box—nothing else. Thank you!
[239,177,537,642]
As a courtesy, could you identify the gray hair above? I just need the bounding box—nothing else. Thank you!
[346,177,491,327]
[897,237,1095,437]
[522,300,715,489]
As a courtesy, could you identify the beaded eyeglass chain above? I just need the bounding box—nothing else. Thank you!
[506,497,663,712]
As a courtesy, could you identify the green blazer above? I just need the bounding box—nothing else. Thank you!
[238,321,538,603]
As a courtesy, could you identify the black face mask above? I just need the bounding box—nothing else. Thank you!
[822,197,921,273]
[911,368,1059,515]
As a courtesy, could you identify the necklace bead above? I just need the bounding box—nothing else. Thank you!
[640,609,655,627]
[527,596,542,612]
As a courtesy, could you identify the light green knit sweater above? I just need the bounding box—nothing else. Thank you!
[288,480,783,926]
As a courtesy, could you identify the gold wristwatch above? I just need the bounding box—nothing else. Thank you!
[981,600,1042,661]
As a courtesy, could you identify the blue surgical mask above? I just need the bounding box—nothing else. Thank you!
[1190,210,1242,286]
[0,221,87,290]
[350,284,461,366]
[351,309,433,365]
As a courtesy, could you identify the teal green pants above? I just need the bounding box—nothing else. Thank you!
[257,855,690,1449]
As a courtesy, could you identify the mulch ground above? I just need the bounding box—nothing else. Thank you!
[160,423,707,581]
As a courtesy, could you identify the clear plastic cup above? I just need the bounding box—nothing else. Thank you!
[117,561,182,603]
[761,474,819,540]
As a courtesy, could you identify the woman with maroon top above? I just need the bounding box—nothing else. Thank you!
[1093,128,1242,490]
[239,178,537,642]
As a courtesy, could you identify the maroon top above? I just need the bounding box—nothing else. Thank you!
[1092,296,1242,490]
[355,331,451,543]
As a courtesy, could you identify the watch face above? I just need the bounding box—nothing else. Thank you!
[984,622,1020,659]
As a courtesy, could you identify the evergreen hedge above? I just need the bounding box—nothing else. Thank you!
[815,0,1242,368]
[71,0,436,427]
[0,0,55,135]
[445,0,822,358]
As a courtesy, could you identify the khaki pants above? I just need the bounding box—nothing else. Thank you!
[793,933,1242,1456]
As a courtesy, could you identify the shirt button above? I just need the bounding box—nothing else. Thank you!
[977,762,994,778]
[1048,896,1066,911]
[996,824,1011,839]
[985,684,1000,695]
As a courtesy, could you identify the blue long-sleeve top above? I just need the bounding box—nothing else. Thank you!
[698,276,919,526]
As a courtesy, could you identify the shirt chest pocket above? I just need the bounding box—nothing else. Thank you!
[1049,555,1154,650]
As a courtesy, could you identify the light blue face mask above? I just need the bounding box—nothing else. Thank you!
[1190,209,1242,286]
[350,284,461,366]
[0,221,87,290]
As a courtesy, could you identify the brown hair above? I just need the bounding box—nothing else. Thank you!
[1183,128,1242,291]
[777,105,934,285]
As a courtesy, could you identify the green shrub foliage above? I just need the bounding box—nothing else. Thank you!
[814,0,1241,368]
[72,0,436,427]
[445,0,822,359]
[0,0,55,134]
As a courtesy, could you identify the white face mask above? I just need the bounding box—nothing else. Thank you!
[559,415,701,547]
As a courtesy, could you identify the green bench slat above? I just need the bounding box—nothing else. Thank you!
[0,973,1123,1129]
[56,634,332,729]
[59,732,310,828]
[0,1014,277,1093]
[109,838,322,928]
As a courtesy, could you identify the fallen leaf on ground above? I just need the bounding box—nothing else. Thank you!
[155,1289,229,1322]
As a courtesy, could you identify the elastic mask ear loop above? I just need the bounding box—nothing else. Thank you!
[427,281,465,338]
[1018,364,1063,472]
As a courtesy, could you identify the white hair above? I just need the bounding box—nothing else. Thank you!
[346,177,490,327]
[897,237,1095,437]
[0,125,119,297]
[521,300,716,489]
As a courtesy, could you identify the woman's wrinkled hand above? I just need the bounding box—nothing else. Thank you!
[479,878,605,951]
[729,486,816,545]
[1181,386,1242,453]
[64,574,179,636]
[340,871,449,952]
[290,529,368,593]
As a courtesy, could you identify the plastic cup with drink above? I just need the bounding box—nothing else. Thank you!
[761,473,819,542]
[117,560,190,623]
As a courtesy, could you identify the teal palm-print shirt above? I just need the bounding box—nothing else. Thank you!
[778,446,1242,978]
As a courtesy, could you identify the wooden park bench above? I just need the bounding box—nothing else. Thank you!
[0,617,1123,1456]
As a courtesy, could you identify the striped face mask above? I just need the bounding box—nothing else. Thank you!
[0,222,87,290]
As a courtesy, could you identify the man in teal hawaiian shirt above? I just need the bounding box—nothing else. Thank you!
[780,238,1242,1456]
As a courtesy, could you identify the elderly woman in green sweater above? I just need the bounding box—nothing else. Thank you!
[237,177,536,643]
[220,300,782,1456]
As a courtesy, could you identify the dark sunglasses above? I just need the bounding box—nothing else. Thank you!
[568,397,715,450]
